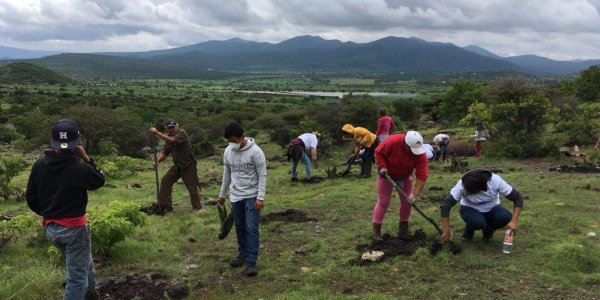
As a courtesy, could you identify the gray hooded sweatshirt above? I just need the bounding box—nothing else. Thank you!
[219,137,267,202]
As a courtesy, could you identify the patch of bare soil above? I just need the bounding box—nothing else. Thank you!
[578,184,600,192]
[550,165,600,173]
[349,230,461,265]
[517,159,560,172]
[261,209,317,224]
[97,273,188,300]
[139,203,171,216]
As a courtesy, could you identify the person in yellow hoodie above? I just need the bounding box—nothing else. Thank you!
[342,124,379,177]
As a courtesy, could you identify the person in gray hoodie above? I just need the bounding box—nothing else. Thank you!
[218,123,267,277]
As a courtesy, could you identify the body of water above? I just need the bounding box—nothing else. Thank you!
[237,90,419,98]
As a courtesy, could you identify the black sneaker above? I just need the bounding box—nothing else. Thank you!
[291,177,298,182]
[482,228,494,242]
[461,228,474,242]
[243,266,258,277]
[229,256,245,268]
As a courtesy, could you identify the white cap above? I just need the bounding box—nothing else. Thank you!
[405,131,425,155]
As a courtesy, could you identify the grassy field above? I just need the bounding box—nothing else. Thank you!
[1,135,599,299]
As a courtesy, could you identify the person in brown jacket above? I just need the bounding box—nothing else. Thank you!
[150,119,203,213]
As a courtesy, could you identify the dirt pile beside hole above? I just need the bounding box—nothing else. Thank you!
[97,273,188,300]
[349,230,461,265]
[261,209,317,224]
[140,203,170,216]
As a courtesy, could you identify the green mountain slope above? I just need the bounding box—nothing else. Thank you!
[0,62,74,84]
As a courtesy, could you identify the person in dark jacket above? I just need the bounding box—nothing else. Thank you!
[440,169,523,243]
[26,119,105,300]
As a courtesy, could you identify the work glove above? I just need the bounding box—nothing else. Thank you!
[378,168,388,177]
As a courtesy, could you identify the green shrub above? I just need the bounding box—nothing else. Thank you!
[0,126,19,144]
[0,214,35,247]
[96,156,145,180]
[88,201,145,256]
[0,155,27,201]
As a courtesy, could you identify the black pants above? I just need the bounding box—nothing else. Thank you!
[360,140,379,176]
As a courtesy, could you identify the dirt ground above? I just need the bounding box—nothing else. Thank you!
[350,229,461,265]
[97,273,188,300]
[261,209,317,224]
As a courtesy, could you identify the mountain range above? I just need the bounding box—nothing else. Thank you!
[1,36,598,79]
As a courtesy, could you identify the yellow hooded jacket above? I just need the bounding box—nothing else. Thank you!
[342,124,377,153]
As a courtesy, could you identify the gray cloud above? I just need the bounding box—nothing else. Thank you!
[0,0,599,60]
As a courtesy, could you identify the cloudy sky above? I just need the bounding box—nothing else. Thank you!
[1,0,600,60]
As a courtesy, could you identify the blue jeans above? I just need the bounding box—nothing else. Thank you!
[232,198,261,267]
[459,205,512,239]
[46,224,97,300]
[291,151,312,179]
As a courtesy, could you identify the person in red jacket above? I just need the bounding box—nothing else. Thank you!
[372,131,429,241]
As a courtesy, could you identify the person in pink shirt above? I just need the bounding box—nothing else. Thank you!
[376,108,396,143]
[372,131,429,242]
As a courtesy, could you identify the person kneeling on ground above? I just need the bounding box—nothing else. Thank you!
[440,169,524,243]
[218,123,267,277]
[342,124,378,178]
[287,131,322,182]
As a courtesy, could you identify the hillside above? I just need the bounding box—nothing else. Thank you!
[143,36,523,73]
[0,45,60,60]
[463,46,600,75]
[0,62,74,84]
[20,53,230,80]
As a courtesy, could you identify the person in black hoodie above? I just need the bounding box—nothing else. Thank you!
[26,119,105,300]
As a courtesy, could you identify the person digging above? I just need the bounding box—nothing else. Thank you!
[372,131,429,242]
[150,119,204,214]
[342,124,378,178]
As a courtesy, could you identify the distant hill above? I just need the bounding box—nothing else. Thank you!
[0,45,60,60]
[0,62,74,84]
[13,53,230,80]
[7,36,600,78]
[463,46,600,75]
[129,36,524,74]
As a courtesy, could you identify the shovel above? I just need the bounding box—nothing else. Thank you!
[341,154,358,177]
[151,135,160,203]
[383,173,443,235]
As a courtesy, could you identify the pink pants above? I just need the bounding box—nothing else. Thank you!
[373,175,413,224]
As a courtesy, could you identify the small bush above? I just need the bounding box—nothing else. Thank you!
[0,214,35,247]
[88,201,145,256]
[96,156,145,180]
[0,155,27,201]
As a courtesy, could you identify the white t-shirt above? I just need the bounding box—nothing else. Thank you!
[298,133,318,151]
[433,134,449,143]
[450,174,513,212]
[424,144,434,160]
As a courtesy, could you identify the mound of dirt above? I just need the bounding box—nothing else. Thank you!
[97,273,188,300]
[261,209,317,224]
[140,203,172,216]
[350,230,461,265]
